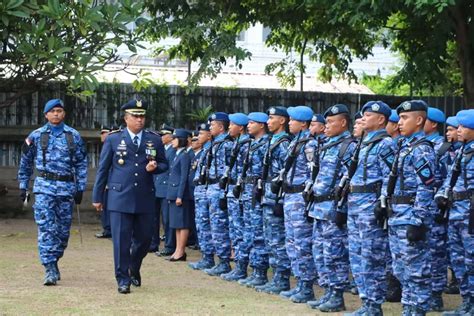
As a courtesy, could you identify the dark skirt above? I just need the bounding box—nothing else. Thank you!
[169,199,191,229]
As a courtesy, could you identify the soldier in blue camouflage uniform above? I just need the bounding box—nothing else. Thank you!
[382,100,436,315]
[424,107,449,311]
[306,104,355,312]
[255,106,292,294]
[204,112,234,276]
[188,123,215,270]
[436,109,474,316]
[344,101,393,316]
[277,106,317,303]
[220,113,250,281]
[18,99,88,285]
[236,112,270,288]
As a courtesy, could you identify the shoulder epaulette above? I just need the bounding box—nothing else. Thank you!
[145,129,160,136]
[108,129,121,135]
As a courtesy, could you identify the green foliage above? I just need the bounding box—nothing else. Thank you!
[0,0,143,107]
[185,105,213,124]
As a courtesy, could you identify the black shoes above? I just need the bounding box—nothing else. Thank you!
[131,272,141,287]
[156,248,175,257]
[169,253,187,262]
[95,231,111,239]
[148,246,159,253]
[118,285,130,294]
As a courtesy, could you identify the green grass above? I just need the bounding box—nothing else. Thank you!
[0,219,460,315]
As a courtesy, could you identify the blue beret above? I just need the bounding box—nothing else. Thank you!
[457,109,474,129]
[121,98,147,115]
[208,112,229,122]
[198,123,210,131]
[44,99,64,114]
[427,107,446,124]
[312,114,325,124]
[229,113,249,126]
[361,101,391,118]
[248,112,269,124]
[288,106,314,121]
[159,123,174,135]
[446,116,459,128]
[172,128,190,139]
[389,110,399,123]
[354,111,362,120]
[267,106,289,117]
[396,100,428,115]
[323,104,349,118]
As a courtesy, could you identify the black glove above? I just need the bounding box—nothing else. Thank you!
[232,184,242,198]
[74,191,83,205]
[406,224,426,242]
[273,203,284,217]
[435,196,449,211]
[334,211,347,229]
[434,210,448,224]
[20,189,27,202]
[219,197,228,210]
[270,179,281,194]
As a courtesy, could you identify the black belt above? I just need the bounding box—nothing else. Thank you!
[453,190,473,201]
[39,171,74,182]
[350,182,381,194]
[312,193,335,203]
[283,184,305,194]
[207,178,219,185]
[391,195,415,205]
[244,176,259,184]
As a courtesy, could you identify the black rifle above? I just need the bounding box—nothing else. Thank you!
[378,138,404,228]
[233,139,252,201]
[199,140,214,188]
[303,136,322,222]
[219,136,241,210]
[255,136,272,204]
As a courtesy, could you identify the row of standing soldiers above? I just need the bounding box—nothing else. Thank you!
[183,102,474,316]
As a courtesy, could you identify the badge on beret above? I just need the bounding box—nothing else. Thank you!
[372,104,380,111]
[402,102,411,111]
[211,114,216,120]
[269,108,276,115]
[331,106,339,114]
[200,123,206,129]
[136,100,142,108]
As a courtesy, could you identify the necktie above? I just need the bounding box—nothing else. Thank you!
[133,135,139,150]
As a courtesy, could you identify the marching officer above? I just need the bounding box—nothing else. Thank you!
[18,98,88,285]
[307,104,355,312]
[189,123,215,270]
[255,106,292,295]
[436,109,474,316]
[92,99,168,294]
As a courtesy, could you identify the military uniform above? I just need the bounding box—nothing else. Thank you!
[18,99,88,285]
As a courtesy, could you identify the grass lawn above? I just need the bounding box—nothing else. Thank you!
[0,219,460,315]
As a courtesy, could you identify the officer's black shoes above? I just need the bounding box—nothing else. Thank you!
[95,231,112,239]
[148,246,159,253]
[130,272,141,287]
[290,280,314,303]
[442,296,474,316]
[169,253,187,262]
[280,280,302,299]
[157,248,174,257]
[307,287,332,309]
[429,291,444,312]
[118,285,131,294]
[444,275,460,295]
[318,289,346,312]
[386,273,402,302]
[204,261,231,276]
[245,269,268,288]
[43,263,58,286]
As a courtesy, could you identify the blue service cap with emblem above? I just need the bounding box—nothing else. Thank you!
[100,125,111,134]
[396,100,428,115]
[229,113,249,126]
[191,130,199,139]
[121,98,147,115]
[172,128,191,139]
[457,109,474,129]
[288,106,314,121]
[198,123,210,131]
[361,101,391,119]
[323,104,349,118]
[389,110,399,123]
[248,112,269,124]
[312,114,325,124]
[44,99,64,114]
[159,123,174,135]
[354,111,362,120]
[446,116,459,128]
[208,112,229,122]
[427,107,446,124]
[267,106,289,117]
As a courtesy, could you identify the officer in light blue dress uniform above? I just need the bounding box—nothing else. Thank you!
[92,98,168,294]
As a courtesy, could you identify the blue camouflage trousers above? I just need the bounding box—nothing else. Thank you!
[263,204,291,274]
[207,184,231,260]
[195,185,214,256]
[389,224,432,311]
[348,212,388,304]
[312,220,329,288]
[448,217,474,298]
[284,193,315,281]
[429,219,448,293]
[227,190,247,264]
[241,186,268,270]
[33,193,73,265]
